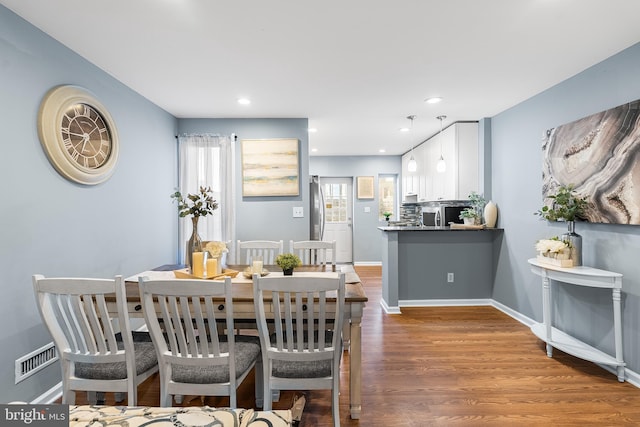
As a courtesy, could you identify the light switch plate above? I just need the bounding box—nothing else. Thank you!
[364,207,371,213]
[293,206,304,218]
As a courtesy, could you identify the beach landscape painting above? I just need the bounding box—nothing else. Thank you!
[241,138,299,196]
[542,99,640,224]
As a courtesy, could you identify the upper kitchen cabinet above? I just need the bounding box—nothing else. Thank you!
[402,122,479,201]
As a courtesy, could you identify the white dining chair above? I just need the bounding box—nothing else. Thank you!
[252,272,345,426]
[236,240,283,265]
[289,240,337,270]
[138,276,262,408]
[32,275,158,405]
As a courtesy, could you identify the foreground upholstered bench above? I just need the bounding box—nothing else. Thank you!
[69,405,292,426]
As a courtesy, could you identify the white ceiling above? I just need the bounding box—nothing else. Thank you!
[3,0,640,156]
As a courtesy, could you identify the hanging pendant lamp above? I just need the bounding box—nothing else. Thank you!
[407,115,417,172]
[436,115,447,173]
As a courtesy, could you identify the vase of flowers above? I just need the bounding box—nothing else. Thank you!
[171,186,219,271]
[535,184,587,266]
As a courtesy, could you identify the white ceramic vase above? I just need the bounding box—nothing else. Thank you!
[484,201,498,228]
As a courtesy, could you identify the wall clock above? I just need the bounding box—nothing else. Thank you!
[37,85,119,185]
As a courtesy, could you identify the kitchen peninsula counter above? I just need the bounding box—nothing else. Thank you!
[379,226,503,313]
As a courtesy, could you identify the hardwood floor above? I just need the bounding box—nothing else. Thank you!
[66,266,640,426]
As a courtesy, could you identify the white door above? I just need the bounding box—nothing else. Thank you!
[320,177,353,263]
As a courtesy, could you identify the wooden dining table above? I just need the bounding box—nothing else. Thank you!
[119,264,368,420]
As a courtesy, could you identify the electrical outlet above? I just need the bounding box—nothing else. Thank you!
[447,273,454,283]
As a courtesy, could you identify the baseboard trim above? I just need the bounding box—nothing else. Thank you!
[32,382,62,404]
[379,299,401,314]
[400,298,492,307]
[354,261,382,266]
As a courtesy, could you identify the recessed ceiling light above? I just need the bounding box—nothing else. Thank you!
[308,127,317,133]
[379,149,386,153]
[311,148,318,152]
[399,127,410,132]
[425,97,442,104]
[237,98,251,105]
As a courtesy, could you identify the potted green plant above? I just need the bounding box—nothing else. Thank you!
[535,184,587,222]
[383,212,392,222]
[459,192,486,225]
[276,253,302,275]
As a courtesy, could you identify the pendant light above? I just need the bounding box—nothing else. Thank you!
[436,115,447,173]
[406,115,417,172]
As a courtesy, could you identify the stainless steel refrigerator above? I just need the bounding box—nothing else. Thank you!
[309,175,325,240]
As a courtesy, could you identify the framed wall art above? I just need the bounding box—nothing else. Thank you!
[357,176,374,199]
[241,138,299,196]
[542,98,640,224]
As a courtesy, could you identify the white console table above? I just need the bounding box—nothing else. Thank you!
[527,258,625,382]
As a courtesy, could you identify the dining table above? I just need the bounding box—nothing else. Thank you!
[119,263,368,420]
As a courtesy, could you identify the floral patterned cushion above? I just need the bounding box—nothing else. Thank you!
[69,405,292,427]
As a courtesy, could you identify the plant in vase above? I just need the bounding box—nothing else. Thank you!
[459,192,486,225]
[383,212,392,222]
[171,186,219,270]
[535,184,587,266]
[275,253,302,276]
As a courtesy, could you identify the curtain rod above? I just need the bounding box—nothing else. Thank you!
[175,133,238,141]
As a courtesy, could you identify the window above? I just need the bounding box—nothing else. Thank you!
[378,174,397,221]
[323,182,348,223]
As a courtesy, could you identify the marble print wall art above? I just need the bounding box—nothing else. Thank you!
[542,99,640,224]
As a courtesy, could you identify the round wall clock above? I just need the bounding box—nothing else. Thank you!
[37,85,119,185]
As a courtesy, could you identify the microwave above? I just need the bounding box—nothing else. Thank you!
[422,203,469,227]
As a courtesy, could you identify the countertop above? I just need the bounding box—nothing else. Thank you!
[378,225,502,231]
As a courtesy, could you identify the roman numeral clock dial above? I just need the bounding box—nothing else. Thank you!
[37,85,119,185]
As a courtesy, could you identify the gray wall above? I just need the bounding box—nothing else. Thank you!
[491,42,640,374]
[311,155,402,263]
[0,6,177,402]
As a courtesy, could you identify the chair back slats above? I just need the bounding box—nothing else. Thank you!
[139,277,234,364]
[40,280,122,361]
[237,240,283,265]
[289,240,336,269]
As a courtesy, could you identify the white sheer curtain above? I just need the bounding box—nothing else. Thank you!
[177,134,235,264]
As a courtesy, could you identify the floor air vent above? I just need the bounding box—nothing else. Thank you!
[15,342,58,384]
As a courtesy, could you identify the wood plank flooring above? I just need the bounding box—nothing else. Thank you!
[65,266,640,426]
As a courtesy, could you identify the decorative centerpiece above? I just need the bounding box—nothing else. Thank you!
[171,186,218,271]
[535,184,587,266]
[535,237,574,267]
[275,253,302,276]
[459,192,486,225]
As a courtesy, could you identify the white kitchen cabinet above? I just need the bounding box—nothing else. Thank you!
[402,122,478,201]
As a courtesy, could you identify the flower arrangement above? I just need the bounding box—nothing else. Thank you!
[171,186,218,218]
[535,237,571,260]
[276,253,302,271]
[204,241,228,257]
[535,184,587,222]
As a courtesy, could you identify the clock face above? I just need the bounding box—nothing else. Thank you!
[61,103,112,169]
[38,85,119,185]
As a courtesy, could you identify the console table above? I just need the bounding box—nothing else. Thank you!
[527,258,625,382]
